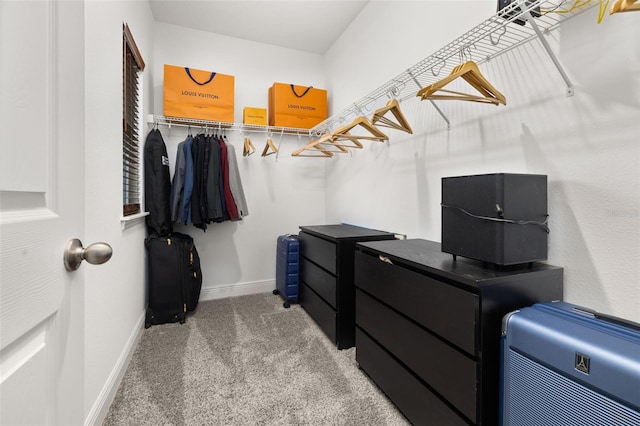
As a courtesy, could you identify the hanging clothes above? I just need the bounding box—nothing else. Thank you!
[168,131,248,231]
[218,136,239,220]
[190,134,209,231]
[200,135,211,224]
[170,136,187,223]
[181,136,194,224]
[207,135,224,222]
[225,139,249,219]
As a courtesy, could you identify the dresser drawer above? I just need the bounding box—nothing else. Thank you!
[356,328,469,426]
[298,231,336,275]
[300,283,336,344]
[301,257,337,309]
[355,251,479,355]
[357,289,478,423]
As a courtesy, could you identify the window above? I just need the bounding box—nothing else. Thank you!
[122,24,145,216]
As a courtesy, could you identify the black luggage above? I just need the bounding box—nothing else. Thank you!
[145,232,202,328]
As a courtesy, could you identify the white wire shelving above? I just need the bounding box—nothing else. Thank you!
[310,0,598,135]
[147,114,312,136]
[149,1,597,139]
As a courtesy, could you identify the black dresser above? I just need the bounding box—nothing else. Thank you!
[298,224,396,349]
[354,239,563,425]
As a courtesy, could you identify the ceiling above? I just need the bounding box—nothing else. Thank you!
[148,1,370,55]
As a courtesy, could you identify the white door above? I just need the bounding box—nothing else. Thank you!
[0,1,97,424]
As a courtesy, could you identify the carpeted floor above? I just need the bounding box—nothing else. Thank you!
[103,292,409,425]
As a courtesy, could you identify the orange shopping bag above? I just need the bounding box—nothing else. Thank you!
[269,83,327,129]
[163,64,235,122]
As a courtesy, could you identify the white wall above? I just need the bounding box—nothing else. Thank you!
[325,1,497,113]
[324,2,640,322]
[84,1,154,424]
[152,23,327,299]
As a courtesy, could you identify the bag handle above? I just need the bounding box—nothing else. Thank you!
[290,84,313,98]
[185,68,216,86]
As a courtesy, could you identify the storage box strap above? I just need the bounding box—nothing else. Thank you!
[185,68,216,86]
[290,84,313,98]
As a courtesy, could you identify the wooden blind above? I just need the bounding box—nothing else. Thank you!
[122,24,145,216]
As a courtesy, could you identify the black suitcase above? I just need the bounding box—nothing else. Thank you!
[145,232,202,328]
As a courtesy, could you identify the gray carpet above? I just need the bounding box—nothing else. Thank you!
[103,292,409,425]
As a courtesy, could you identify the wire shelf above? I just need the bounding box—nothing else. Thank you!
[148,115,311,136]
[310,0,597,135]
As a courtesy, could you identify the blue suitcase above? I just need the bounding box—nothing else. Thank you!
[501,301,640,426]
[273,234,299,308]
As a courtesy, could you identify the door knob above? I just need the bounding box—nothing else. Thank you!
[64,239,113,271]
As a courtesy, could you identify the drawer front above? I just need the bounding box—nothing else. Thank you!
[301,257,337,309]
[357,289,478,423]
[300,283,336,344]
[356,328,469,426]
[355,251,479,355]
[298,232,336,275]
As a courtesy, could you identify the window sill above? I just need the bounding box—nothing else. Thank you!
[121,211,149,231]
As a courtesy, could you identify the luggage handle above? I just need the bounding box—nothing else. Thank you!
[185,68,216,86]
[573,307,640,331]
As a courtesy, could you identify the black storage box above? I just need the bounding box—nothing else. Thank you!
[497,0,541,26]
[441,173,548,265]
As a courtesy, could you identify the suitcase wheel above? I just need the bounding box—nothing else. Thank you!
[272,289,279,295]
[283,301,290,309]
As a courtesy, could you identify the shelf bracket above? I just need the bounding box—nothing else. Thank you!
[407,69,450,130]
[526,11,574,97]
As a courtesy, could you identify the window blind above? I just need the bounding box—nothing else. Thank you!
[122,24,145,217]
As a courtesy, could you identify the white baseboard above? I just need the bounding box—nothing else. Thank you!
[199,279,275,301]
[84,310,145,426]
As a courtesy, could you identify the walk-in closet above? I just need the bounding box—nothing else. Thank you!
[1,1,638,425]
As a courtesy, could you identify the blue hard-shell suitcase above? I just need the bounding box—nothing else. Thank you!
[273,234,299,308]
[501,301,640,426]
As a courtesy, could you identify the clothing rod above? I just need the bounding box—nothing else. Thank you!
[147,114,312,136]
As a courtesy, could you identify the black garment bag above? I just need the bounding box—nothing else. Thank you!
[144,129,173,236]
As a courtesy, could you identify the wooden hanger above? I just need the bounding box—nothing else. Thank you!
[308,145,337,157]
[320,130,364,150]
[261,137,278,157]
[243,137,256,156]
[291,134,349,158]
[331,116,388,143]
[317,133,357,152]
[610,0,640,13]
[419,61,506,104]
[292,116,388,158]
[417,61,506,106]
[417,61,504,104]
[371,99,413,134]
[291,140,337,158]
[324,134,363,149]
